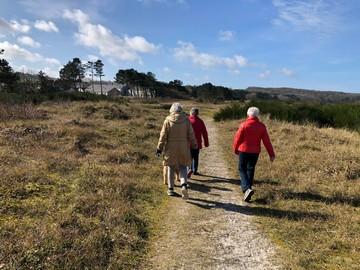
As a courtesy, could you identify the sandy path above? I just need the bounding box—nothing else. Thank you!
[144,119,282,269]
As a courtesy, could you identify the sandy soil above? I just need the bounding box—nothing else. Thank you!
[144,119,282,270]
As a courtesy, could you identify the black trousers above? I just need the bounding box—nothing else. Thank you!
[191,148,200,173]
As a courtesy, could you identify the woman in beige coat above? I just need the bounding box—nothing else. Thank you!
[156,103,198,199]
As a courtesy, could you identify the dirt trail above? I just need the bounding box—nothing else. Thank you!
[145,119,282,270]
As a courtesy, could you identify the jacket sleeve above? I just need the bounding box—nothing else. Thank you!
[157,119,169,151]
[233,124,244,152]
[201,120,209,147]
[187,120,198,149]
[262,126,275,157]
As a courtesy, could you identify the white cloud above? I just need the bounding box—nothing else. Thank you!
[13,63,60,78]
[174,41,247,70]
[259,70,271,79]
[34,20,59,32]
[0,41,60,66]
[281,67,295,77]
[10,20,31,33]
[87,54,100,61]
[63,9,158,62]
[272,0,341,33]
[17,36,41,48]
[20,0,74,18]
[163,67,171,73]
[0,18,31,34]
[42,66,60,77]
[219,30,235,41]
[0,18,12,33]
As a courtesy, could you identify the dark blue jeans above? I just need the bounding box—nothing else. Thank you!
[239,152,259,192]
[191,148,200,173]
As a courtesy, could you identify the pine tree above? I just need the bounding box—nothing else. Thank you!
[94,60,104,95]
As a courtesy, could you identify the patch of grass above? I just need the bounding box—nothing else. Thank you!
[217,117,360,269]
[0,100,168,269]
[0,104,48,121]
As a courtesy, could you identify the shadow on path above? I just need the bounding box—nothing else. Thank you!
[192,174,240,185]
[189,181,233,193]
[187,198,330,221]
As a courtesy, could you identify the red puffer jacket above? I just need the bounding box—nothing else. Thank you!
[233,117,275,157]
[188,115,209,149]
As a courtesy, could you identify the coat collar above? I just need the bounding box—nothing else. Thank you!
[246,116,259,122]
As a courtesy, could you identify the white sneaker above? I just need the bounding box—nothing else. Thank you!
[181,186,189,200]
[167,189,175,196]
[244,188,254,202]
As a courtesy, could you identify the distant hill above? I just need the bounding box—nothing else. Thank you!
[245,87,360,103]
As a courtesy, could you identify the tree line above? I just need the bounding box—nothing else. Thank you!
[1,48,249,102]
[0,51,105,94]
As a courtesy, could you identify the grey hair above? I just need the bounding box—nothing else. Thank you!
[169,102,183,113]
[190,107,199,116]
[247,107,260,117]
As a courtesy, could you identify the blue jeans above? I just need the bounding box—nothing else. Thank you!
[238,152,259,192]
[191,148,200,173]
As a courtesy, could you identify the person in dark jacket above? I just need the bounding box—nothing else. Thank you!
[233,107,275,202]
[188,107,209,177]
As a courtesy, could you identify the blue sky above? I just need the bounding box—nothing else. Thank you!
[1,0,360,92]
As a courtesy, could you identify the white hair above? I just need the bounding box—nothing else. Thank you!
[169,102,183,113]
[190,107,199,116]
[247,107,260,117]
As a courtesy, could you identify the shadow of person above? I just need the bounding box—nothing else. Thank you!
[187,197,330,221]
[193,174,240,185]
[189,181,233,194]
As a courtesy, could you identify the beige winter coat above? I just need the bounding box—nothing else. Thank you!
[157,112,198,167]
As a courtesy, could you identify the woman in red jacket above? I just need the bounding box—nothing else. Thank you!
[233,107,275,202]
[188,107,209,176]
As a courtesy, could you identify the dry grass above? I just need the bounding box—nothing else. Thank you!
[217,116,360,270]
[0,99,169,269]
[4,99,357,269]
[0,104,48,121]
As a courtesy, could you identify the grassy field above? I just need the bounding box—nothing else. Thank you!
[1,99,359,269]
[0,99,173,269]
[217,115,360,269]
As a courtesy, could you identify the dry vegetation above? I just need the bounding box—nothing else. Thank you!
[2,99,359,269]
[218,116,360,269]
[0,100,170,269]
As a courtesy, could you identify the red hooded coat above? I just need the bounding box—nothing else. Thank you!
[233,117,275,157]
[188,115,209,149]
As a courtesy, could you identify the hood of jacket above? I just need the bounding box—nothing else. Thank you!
[166,112,188,124]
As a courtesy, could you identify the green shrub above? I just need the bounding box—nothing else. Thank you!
[214,101,360,131]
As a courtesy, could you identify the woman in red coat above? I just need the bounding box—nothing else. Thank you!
[233,107,275,202]
[188,107,209,176]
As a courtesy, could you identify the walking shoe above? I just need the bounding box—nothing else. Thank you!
[193,171,199,176]
[187,170,193,178]
[167,188,175,196]
[244,188,254,202]
[181,186,189,200]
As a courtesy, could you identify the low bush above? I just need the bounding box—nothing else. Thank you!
[214,100,360,131]
[0,104,48,121]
